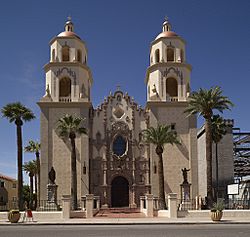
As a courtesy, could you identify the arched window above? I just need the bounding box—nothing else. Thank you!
[52,49,55,62]
[77,49,82,63]
[155,49,160,63]
[62,45,70,61]
[113,135,127,156]
[167,47,174,62]
[180,49,184,62]
[187,83,190,96]
[59,77,71,97]
[166,77,178,97]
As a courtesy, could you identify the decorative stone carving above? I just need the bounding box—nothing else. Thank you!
[113,105,124,119]
[163,67,183,80]
[126,116,130,123]
[55,67,76,80]
[111,121,129,132]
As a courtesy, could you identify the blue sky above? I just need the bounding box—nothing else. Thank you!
[0,0,250,182]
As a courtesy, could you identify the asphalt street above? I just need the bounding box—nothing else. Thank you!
[0,224,250,237]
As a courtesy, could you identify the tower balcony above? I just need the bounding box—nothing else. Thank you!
[59,96,72,102]
[166,96,178,102]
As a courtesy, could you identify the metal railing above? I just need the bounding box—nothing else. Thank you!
[225,199,250,210]
[0,201,18,211]
[177,198,250,211]
[36,200,62,211]
[178,199,198,211]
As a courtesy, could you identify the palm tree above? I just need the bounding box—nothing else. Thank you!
[211,115,227,201]
[142,124,180,209]
[23,160,36,209]
[1,102,35,210]
[24,140,41,204]
[184,87,233,206]
[57,114,87,210]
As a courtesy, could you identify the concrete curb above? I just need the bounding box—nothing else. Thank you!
[1,220,250,226]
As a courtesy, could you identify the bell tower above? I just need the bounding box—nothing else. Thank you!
[146,18,198,199]
[146,17,191,102]
[43,17,93,102]
[38,18,92,202]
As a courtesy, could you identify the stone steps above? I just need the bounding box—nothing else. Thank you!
[95,208,145,218]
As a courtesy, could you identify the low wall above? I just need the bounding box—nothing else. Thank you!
[178,210,250,218]
[158,210,169,217]
[0,211,62,222]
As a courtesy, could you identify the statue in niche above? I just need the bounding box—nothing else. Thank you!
[181,167,190,184]
[48,167,56,184]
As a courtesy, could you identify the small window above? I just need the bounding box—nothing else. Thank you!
[155,49,160,63]
[52,49,55,62]
[0,181,4,188]
[62,45,70,61]
[187,83,190,93]
[0,196,3,202]
[83,162,86,175]
[113,135,127,156]
[12,183,16,188]
[180,49,184,62]
[77,49,82,63]
[167,47,174,62]
[154,163,157,174]
[117,95,121,102]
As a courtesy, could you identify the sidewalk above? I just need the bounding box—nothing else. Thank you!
[1,216,250,225]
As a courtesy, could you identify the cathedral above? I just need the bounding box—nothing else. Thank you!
[38,18,233,208]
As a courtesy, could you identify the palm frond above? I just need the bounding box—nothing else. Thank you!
[211,115,227,143]
[24,140,41,153]
[142,124,180,149]
[1,102,35,123]
[57,114,87,139]
[185,86,233,119]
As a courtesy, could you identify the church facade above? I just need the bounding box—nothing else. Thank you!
[38,18,230,208]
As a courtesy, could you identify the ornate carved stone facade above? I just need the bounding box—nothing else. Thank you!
[39,18,228,208]
[90,90,150,207]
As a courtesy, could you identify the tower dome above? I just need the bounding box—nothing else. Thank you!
[155,17,178,40]
[57,16,81,39]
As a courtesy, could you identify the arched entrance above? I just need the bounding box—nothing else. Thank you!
[111,176,129,207]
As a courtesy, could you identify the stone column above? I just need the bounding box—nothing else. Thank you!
[81,196,86,210]
[145,194,154,218]
[168,193,178,218]
[86,194,94,218]
[95,196,100,210]
[62,195,71,219]
[130,104,136,208]
[140,196,145,212]
[102,145,108,208]
[145,114,151,192]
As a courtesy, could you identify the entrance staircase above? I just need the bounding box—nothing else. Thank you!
[95,207,146,218]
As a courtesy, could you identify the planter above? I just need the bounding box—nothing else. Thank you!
[210,211,223,221]
[8,210,21,223]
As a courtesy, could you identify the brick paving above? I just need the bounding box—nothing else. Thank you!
[95,208,146,218]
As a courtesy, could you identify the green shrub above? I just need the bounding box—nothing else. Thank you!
[211,201,224,212]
